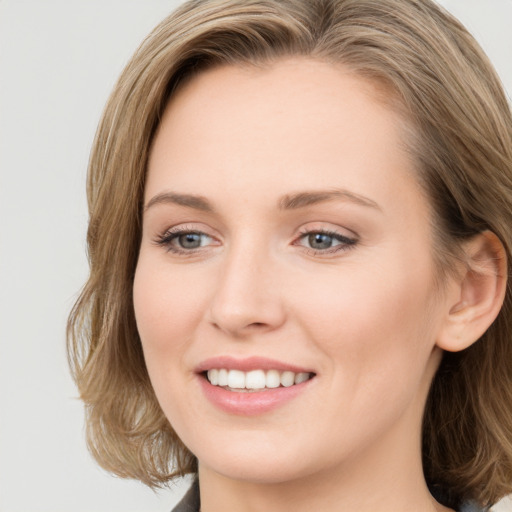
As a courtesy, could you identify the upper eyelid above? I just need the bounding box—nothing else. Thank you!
[154,224,359,253]
[154,223,357,238]
[153,228,217,255]
[295,230,358,247]
[297,223,358,239]
[157,223,218,238]
[157,226,216,242]
[297,230,356,240]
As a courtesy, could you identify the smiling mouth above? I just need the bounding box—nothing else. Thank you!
[204,369,315,392]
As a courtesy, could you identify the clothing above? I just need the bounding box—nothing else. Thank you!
[172,479,200,512]
[171,479,486,512]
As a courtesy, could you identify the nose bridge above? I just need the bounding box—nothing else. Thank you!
[209,234,285,336]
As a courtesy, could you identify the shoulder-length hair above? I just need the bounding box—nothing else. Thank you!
[67,0,512,508]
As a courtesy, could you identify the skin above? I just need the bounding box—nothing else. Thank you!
[134,58,459,512]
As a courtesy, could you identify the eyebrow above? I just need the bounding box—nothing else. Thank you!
[145,192,214,212]
[279,189,381,211]
[144,188,381,213]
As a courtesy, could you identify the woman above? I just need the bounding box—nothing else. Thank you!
[67,1,512,511]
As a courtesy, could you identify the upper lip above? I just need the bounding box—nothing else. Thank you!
[195,356,315,374]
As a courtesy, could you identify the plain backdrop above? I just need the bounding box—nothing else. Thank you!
[0,1,511,511]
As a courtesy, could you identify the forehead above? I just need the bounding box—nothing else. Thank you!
[153,59,402,150]
[146,58,425,219]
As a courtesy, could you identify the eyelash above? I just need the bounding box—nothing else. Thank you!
[153,226,358,256]
[154,225,213,255]
[295,228,358,255]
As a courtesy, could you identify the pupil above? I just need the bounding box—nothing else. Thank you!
[179,233,201,248]
[309,233,332,250]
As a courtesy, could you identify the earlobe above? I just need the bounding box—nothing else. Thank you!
[436,231,507,352]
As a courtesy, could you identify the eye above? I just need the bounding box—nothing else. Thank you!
[175,232,208,249]
[295,229,357,254]
[154,227,216,254]
[307,232,338,250]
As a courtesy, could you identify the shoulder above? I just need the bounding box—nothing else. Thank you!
[430,484,489,512]
[170,479,200,512]
[170,479,488,512]
[458,502,489,512]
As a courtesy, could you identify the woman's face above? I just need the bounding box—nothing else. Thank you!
[134,59,451,484]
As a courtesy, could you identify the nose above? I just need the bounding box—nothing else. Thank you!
[208,243,286,338]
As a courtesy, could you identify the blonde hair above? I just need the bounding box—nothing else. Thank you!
[67,0,512,507]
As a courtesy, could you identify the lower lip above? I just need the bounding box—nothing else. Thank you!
[198,375,313,416]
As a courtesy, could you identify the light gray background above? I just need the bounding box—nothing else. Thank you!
[1,1,511,511]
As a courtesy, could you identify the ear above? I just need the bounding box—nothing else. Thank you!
[436,231,507,352]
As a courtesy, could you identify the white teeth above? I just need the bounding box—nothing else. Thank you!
[206,368,312,390]
[218,369,229,386]
[245,370,266,389]
[266,369,281,388]
[227,369,245,389]
[280,371,295,387]
[294,372,309,384]
[207,369,219,385]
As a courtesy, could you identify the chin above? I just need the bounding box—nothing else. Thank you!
[203,457,312,485]
[194,434,325,485]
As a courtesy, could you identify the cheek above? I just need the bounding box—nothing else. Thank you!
[292,255,439,386]
[133,256,209,373]
[288,263,440,452]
